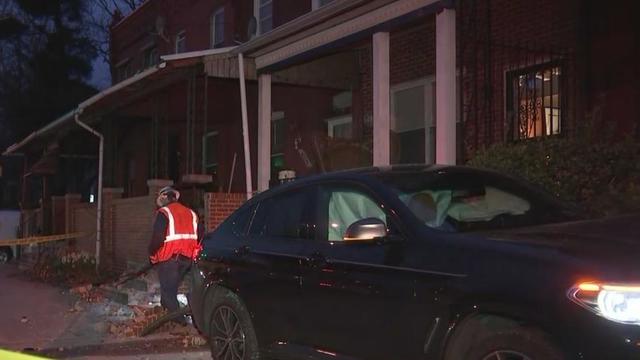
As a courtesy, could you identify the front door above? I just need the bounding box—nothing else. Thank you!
[235,186,317,350]
[299,184,430,360]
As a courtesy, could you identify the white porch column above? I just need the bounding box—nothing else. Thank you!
[257,73,272,192]
[372,31,390,166]
[435,7,457,165]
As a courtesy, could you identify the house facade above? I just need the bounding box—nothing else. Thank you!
[3,0,638,270]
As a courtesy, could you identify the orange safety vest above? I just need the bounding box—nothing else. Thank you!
[150,202,201,264]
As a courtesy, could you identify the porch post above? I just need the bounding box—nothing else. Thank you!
[372,31,390,166]
[257,73,272,192]
[435,7,457,165]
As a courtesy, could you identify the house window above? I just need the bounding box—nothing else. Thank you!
[116,60,132,82]
[508,64,562,139]
[143,47,158,69]
[175,31,186,53]
[255,0,273,34]
[210,8,225,48]
[271,111,285,176]
[312,0,334,10]
[391,79,436,165]
[203,131,219,175]
[326,91,352,139]
[327,116,352,139]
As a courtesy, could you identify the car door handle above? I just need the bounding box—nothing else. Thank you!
[234,245,251,257]
[306,252,327,268]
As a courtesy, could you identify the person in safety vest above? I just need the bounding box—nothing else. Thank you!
[148,186,202,320]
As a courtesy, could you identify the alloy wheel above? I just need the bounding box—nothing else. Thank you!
[211,305,246,360]
[482,350,532,360]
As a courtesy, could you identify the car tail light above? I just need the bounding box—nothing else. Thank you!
[569,282,640,325]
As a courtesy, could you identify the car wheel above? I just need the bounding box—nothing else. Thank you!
[0,247,12,264]
[445,316,564,360]
[208,287,260,360]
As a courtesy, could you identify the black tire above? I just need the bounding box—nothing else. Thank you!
[208,287,260,360]
[445,316,564,360]
[0,247,12,264]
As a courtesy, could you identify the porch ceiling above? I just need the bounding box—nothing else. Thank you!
[237,0,450,72]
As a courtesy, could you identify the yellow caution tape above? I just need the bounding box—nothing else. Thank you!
[0,232,87,247]
[0,349,50,359]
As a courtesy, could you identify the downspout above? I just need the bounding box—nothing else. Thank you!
[74,109,104,272]
[238,53,253,199]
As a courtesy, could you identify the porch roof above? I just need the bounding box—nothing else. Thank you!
[234,0,452,72]
[3,47,244,156]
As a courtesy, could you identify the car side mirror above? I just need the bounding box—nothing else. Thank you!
[343,217,387,242]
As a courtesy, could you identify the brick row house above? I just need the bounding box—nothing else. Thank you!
[3,0,638,271]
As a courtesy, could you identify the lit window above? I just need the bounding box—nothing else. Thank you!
[210,8,225,48]
[255,0,272,34]
[175,31,186,53]
[508,64,562,139]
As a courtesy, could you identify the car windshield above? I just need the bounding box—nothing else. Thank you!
[375,169,581,232]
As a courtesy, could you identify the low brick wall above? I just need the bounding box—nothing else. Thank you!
[72,203,97,255]
[111,196,156,272]
[204,193,246,232]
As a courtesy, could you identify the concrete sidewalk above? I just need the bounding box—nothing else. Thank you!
[0,264,86,351]
[68,350,210,359]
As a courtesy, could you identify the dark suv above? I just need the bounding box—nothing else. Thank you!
[191,165,640,360]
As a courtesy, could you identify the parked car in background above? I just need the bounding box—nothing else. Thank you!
[190,165,640,360]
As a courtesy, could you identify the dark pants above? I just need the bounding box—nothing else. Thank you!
[156,256,191,313]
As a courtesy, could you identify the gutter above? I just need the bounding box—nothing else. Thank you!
[74,110,104,272]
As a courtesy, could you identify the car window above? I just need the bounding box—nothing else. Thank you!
[231,204,256,236]
[377,170,579,232]
[249,187,315,239]
[323,187,387,241]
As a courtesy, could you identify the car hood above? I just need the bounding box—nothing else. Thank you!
[477,213,640,246]
[473,213,640,274]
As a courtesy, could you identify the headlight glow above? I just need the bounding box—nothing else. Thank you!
[569,282,640,325]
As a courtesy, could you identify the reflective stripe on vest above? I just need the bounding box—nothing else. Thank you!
[159,205,198,242]
[151,202,201,263]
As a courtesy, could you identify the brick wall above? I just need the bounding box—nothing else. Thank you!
[71,203,97,255]
[111,195,156,271]
[204,193,246,232]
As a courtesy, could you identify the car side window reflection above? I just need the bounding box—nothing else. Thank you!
[231,204,256,236]
[325,188,387,241]
[249,188,315,239]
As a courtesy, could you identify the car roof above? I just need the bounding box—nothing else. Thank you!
[248,164,496,204]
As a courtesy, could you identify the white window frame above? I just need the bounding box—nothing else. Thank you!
[202,131,219,173]
[254,0,273,35]
[210,7,225,48]
[175,30,186,54]
[326,115,353,139]
[390,77,436,164]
